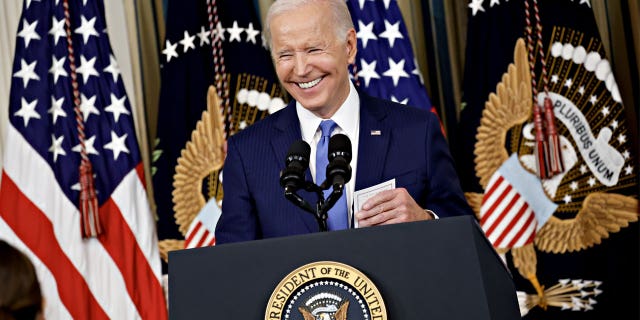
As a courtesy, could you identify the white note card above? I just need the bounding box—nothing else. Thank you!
[353,179,396,214]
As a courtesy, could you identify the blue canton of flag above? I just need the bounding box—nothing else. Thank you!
[346,0,432,110]
[10,0,138,210]
[0,0,166,319]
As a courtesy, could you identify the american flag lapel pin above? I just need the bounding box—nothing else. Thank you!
[370,130,381,136]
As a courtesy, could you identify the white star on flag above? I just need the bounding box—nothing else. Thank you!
[412,58,424,84]
[74,15,99,44]
[357,59,380,87]
[18,19,41,48]
[356,21,377,48]
[215,22,226,41]
[49,16,66,45]
[80,93,100,121]
[391,95,409,105]
[383,58,409,86]
[76,55,99,84]
[468,0,485,16]
[197,26,211,46]
[105,94,130,122]
[379,20,403,48]
[103,55,121,83]
[49,56,68,84]
[227,21,244,42]
[163,40,179,62]
[72,135,100,156]
[13,59,40,88]
[14,97,40,127]
[25,0,42,9]
[245,23,260,44]
[357,0,369,10]
[48,134,67,162]
[104,131,130,160]
[179,31,195,52]
[48,96,67,124]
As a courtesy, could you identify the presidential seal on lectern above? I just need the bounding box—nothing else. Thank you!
[265,261,387,320]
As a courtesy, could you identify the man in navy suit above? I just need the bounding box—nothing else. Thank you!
[215,0,473,244]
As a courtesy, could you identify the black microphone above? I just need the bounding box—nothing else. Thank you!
[279,140,311,191]
[325,134,352,189]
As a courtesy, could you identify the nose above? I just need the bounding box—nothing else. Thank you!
[293,52,308,76]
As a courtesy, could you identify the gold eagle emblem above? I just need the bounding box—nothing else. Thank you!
[299,300,349,320]
[158,86,226,258]
[467,37,638,310]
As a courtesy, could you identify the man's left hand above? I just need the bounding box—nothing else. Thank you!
[355,188,432,227]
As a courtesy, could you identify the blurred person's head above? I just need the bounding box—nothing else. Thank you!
[0,240,43,320]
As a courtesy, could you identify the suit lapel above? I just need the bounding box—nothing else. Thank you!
[355,94,391,191]
[271,102,302,171]
[270,102,317,232]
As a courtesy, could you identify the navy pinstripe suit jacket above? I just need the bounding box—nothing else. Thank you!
[216,92,473,244]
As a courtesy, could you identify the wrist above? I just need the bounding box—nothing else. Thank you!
[423,209,437,220]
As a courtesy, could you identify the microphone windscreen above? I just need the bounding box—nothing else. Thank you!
[328,134,352,162]
[286,140,311,167]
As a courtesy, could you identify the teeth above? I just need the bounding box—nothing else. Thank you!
[297,77,322,89]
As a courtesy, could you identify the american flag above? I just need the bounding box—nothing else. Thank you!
[346,0,432,110]
[0,0,167,319]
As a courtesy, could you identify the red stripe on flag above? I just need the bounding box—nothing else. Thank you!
[482,182,513,231]
[0,172,109,320]
[505,207,535,248]
[136,163,147,190]
[99,199,168,320]
[185,221,202,246]
[484,188,519,238]
[195,229,210,248]
[493,201,528,247]
[480,176,506,225]
[523,219,537,245]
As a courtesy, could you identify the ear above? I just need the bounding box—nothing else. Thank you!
[345,28,357,64]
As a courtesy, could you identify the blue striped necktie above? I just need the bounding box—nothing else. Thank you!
[316,120,349,230]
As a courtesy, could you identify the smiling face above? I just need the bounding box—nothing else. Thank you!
[269,2,357,118]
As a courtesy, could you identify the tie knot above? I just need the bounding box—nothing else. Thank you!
[319,120,337,138]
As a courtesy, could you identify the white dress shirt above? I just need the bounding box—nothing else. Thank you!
[296,81,360,227]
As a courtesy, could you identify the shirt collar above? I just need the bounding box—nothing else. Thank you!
[297,81,360,142]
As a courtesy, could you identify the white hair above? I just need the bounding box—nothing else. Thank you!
[263,0,354,51]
